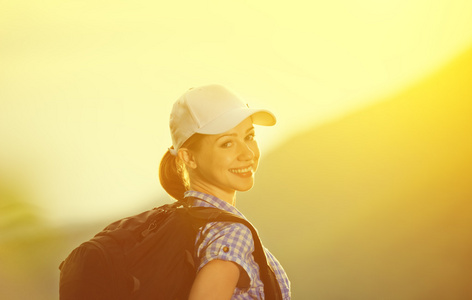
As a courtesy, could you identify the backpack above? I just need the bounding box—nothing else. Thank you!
[59,201,282,300]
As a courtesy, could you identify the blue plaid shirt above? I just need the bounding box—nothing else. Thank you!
[185,190,291,300]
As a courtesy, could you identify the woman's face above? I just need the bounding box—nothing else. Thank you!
[188,117,260,200]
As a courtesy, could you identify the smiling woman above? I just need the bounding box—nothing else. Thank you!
[182,119,260,203]
[158,84,291,299]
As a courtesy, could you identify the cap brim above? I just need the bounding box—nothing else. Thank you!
[195,108,276,135]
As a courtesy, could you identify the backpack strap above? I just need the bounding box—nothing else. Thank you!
[187,207,283,300]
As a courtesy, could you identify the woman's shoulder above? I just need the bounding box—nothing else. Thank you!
[199,221,255,250]
[196,220,259,276]
[202,220,253,237]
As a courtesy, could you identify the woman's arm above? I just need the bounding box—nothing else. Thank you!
[188,259,240,300]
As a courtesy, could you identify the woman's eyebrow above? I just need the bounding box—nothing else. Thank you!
[216,133,236,141]
[216,126,255,141]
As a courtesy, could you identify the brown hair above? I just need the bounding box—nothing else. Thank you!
[158,134,204,201]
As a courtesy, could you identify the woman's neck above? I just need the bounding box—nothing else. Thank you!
[189,183,236,206]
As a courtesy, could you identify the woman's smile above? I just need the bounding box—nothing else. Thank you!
[229,166,254,176]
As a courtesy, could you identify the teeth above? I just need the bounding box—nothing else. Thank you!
[230,166,252,174]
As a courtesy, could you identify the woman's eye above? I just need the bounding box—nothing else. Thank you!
[246,133,255,141]
[221,141,233,148]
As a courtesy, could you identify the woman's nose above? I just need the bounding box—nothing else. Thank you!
[238,142,255,161]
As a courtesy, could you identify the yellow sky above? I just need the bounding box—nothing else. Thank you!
[1,0,472,224]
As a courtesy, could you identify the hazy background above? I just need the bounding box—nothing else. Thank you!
[1,1,472,299]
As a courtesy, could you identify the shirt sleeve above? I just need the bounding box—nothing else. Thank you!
[195,221,260,289]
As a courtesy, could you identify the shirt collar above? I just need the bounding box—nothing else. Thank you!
[184,190,246,219]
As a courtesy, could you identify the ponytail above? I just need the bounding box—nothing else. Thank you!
[158,150,187,201]
[159,133,204,201]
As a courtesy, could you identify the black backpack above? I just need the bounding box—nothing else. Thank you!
[59,201,282,299]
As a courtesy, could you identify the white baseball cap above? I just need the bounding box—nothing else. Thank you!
[169,84,276,155]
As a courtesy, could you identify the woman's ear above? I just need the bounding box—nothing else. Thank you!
[177,148,197,169]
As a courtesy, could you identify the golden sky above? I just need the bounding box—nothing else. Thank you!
[1,0,472,224]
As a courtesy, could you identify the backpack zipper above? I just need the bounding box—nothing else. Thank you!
[141,220,158,237]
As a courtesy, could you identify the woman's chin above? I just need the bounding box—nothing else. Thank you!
[235,181,255,192]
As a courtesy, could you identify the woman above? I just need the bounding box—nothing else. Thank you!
[159,84,291,299]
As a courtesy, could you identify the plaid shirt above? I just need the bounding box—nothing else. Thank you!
[185,190,291,299]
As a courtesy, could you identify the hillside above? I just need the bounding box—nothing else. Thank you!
[238,47,472,299]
